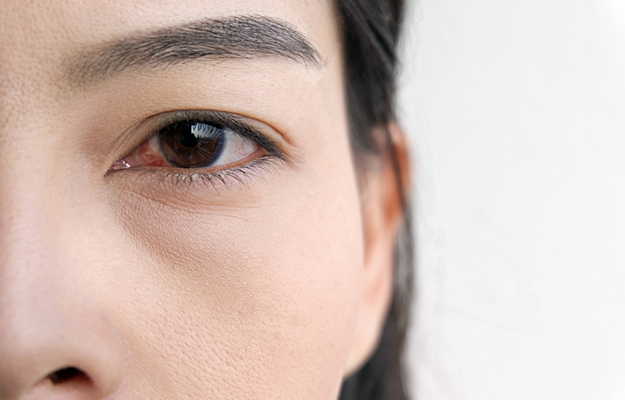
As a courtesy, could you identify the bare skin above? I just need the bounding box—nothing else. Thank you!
[0,1,403,399]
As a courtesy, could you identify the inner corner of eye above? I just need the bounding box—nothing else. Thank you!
[109,157,131,172]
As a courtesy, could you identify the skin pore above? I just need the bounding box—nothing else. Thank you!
[0,1,403,399]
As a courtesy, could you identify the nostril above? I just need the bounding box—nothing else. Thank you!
[47,367,86,385]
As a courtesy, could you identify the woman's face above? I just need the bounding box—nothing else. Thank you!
[0,1,396,399]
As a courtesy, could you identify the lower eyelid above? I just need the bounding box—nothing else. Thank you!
[112,153,284,195]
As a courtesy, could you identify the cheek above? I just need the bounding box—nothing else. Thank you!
[105,156,363,398]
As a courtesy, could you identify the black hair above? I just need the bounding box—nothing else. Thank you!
[337,0,413,399]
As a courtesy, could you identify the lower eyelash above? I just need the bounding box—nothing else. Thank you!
[131,154,283,192]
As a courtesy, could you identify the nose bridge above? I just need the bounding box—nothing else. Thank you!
[0,97,75,280]
[0,163,62,301]
[0,80,87,336]
[0,140,126,399]
[0,142,65,290]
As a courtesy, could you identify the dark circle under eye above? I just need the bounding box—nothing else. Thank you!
[157,121,226,168]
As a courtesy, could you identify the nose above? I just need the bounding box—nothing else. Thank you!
[0,184,126,399]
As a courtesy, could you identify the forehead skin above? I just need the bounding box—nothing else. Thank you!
[0,1,365,400]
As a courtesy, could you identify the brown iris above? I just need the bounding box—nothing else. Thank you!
[157,121,225,168]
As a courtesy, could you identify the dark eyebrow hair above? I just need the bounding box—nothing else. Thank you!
[68,15,323,86]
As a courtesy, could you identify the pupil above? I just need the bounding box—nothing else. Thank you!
[180,128,199,148]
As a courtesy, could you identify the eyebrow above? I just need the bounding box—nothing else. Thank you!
[68,15,323,86]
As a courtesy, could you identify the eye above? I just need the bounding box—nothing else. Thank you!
[110,115,263,172]
[159,121,229,168]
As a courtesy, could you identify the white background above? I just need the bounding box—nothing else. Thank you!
[399,1,625,398]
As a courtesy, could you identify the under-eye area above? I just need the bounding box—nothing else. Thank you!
[107,109,290,191]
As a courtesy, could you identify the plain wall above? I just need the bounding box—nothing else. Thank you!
[399,1,625,399]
